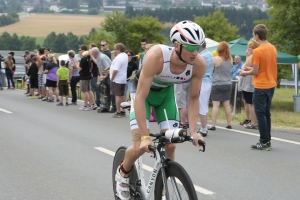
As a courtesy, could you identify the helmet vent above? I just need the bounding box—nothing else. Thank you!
[171,30,178,38]
[184,28,196,40]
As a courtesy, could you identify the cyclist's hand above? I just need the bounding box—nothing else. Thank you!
[191,133,204,147]
[139,139,154,153]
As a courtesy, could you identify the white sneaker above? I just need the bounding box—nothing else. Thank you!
[161,195,166,200]
[79,106,90,111]
[121,101,131,109]
[90,103,98,110]
[115,166,130,200]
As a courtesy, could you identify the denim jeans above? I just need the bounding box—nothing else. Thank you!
[5,70,15,88]
[101,76,116,110]
[253,87,275,143]
[70,76,80,103]
[91,76,101,105]
[124,81,132,101]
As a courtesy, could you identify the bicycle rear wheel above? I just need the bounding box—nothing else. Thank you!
[112,146,140,200]
[154,161,197,200]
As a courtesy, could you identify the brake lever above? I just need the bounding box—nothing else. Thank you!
[148,145,157,158]
[190,137,206,152]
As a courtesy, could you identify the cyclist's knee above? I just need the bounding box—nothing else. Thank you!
[165,143,176,152]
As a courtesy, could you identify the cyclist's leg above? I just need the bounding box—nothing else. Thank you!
[115,92,151,199]
[153,86,180,161]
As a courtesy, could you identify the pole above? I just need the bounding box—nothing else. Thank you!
[231,79,238,115]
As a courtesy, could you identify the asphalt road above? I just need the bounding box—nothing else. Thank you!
[1,89,300,200]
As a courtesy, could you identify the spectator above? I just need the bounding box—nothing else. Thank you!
[8,52,16,81]
[68,50,80,105]
[4,54,15,89]
[89,43,97,50]
[37,48,46,100]
[0,54,5,90]
[100,39,114,60]
[73,49,98,111]
[174,82,190,127]
[56,60,69,106]
[230,55,243,106]
[138,38,149,68]
[124,50,138,101]
[79,44,88,58]
[197,41,214,137]
[209,41,233,130]
[110,43,128,118]
[89,47,101,106]
[44,54,59,102]
[97,50,115,113]
[238,38,260,130]
[27,56,38,98]
[239,24,277,150]
[23,50,32,94]
[231,55,243,80]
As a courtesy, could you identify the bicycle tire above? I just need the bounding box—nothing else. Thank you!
[112,146,140,200]
[154,161,198,200]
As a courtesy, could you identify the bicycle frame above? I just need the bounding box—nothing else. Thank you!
[133,146,166,200]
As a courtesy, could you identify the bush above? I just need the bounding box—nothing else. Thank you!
[87,8,99,15]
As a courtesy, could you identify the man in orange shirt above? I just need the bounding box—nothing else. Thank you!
[239,24,277,151]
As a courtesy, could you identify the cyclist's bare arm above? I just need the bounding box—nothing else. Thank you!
[188,55,206,145]
[135,45,163,138]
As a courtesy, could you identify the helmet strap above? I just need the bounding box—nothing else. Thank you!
[175,45,188,64]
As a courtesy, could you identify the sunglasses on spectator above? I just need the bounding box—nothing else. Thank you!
[127,54,132,56]
[101,44,107,46]
[176,42,201,52]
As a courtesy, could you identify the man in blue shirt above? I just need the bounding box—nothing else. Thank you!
[197,41,214,136]
[231,55,243,80]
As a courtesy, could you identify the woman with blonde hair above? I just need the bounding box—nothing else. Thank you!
[209,41,233,130]
[4,54,15,89]
[44,54,59,102]
[238,38,260,129]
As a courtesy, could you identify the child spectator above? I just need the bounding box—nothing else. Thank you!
[56,60,69,106]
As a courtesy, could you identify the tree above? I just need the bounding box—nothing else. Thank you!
[60,0,79,9]
[87,8,99,15]
[53,33,68,53]
[66,32,81,52]
[43,32,57,50]
[88,0,102,9]
[125,15,166,53]
[101,10,129,45]
[101,11,166,53]
[20,36,36,51]
[194,9,240,42]
[258,0,300,56]
[84,29,116,50]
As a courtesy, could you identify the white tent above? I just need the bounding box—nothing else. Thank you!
[205,38,219,48]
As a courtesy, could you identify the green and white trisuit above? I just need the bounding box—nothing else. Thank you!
[129,45,193,130]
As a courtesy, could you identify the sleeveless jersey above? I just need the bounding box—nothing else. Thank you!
[151,45,193,88]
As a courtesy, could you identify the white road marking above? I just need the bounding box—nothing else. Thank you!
[200,123,300,146]
[94,146,215,196]
[0,108,13,114]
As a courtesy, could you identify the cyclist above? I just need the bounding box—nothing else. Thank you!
[115,21,206,200]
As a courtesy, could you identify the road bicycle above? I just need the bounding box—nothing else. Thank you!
[112,128,206,200]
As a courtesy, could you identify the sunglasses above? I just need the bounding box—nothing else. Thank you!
[101,44,107,47]
[176,42,201,52]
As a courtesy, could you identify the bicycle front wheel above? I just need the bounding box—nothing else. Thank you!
[154,161,197,200]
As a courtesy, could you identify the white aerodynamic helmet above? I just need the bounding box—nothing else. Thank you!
[170,20,205,45]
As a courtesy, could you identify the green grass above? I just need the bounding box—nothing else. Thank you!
[36,37,46,46]
[208,88,300,129]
